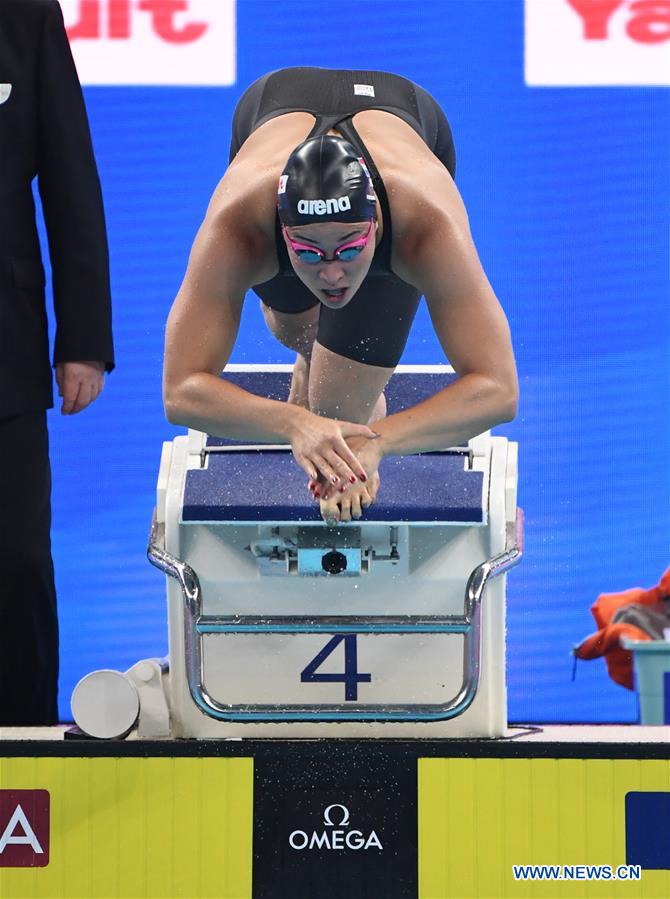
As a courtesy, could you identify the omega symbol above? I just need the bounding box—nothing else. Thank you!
[323,804,350,827]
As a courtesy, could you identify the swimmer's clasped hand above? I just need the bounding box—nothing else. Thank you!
[311,433,385,525]
[312,472,380,525]
[288,407,379,486]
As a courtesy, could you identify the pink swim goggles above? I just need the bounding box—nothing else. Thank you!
[282,219,374,265]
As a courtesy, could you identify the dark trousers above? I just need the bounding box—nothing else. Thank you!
[0,411,59,724]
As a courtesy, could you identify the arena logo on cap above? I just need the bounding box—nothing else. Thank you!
[525,0,670,85]
[0,790,50,867]
[61,0,236,86]
[297,197,352,216]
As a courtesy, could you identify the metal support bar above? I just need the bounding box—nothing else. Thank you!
[147,510,523,722]
[196,616,471,634]
[200,444,474,469]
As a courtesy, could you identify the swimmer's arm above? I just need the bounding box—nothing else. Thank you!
[163,205,301,443]
[163,202,376,482]
[376,204,518,456]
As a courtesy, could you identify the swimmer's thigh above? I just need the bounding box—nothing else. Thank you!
[310,276,422,421]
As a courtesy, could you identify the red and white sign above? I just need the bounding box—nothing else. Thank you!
[525,0,670,85]
[0,790,50,868]
[60,0,236,85]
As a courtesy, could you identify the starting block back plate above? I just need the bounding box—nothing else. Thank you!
[206,369,459,446]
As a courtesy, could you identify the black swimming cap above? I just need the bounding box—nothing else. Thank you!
[277,135,377,226]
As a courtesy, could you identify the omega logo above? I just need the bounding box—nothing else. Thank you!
[288,803,383,852]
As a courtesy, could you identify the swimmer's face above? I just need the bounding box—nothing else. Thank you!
[282,219,377,309]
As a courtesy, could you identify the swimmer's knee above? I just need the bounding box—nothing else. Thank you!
[369,392,386,424]
[260,301,280,334]
[261,302,319,357]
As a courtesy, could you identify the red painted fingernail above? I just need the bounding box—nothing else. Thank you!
[340,486,346,493]
[360,474,367,482]
[314,491,320,498]
[350,476,356,483]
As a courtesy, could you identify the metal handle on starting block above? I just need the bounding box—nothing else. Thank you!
[147,510,523,722]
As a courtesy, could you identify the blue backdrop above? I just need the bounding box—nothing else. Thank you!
[42,0,669,722]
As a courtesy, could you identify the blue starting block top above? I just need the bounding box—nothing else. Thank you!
[182,369,484,524]
[183,451,483,523]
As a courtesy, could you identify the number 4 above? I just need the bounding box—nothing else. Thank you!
[300,634,372,701]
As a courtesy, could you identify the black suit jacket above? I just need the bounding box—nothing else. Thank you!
[0,0,114,417]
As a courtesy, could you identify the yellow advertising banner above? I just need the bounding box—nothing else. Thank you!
[2,752,669,898]
[418,757,670,899]
[0,756,253,899]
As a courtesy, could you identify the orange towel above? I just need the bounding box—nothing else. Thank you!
[574,567,670,690]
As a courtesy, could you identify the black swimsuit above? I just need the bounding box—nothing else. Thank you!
[229,67,456,368]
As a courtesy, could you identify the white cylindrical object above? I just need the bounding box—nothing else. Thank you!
[71,669,140,739]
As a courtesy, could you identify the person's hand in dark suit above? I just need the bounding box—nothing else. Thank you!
[55,361,105,414]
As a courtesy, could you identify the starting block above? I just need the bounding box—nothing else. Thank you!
[71,365,521,739]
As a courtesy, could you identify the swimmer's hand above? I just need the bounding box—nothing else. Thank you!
[289,408,379,487]
[309,435,384,524]
[313,473,381,525]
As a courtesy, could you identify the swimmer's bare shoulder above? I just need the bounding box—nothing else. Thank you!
[196,112,318,286]
[203,159,279,285]
[384,162,472,290]
[165,161,280,388]
[166,115,316,384]
[366,115,515,386]
[354,111,467,283]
